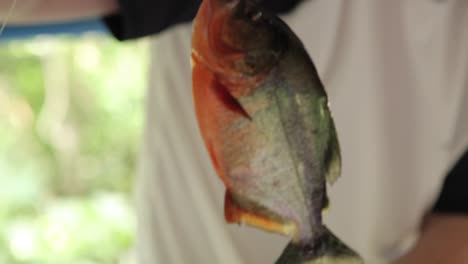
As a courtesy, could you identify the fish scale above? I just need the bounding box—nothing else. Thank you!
[192,0,363,262]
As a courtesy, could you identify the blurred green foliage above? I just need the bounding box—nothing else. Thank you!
[0,34,148,263]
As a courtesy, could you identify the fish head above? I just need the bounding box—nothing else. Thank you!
[192,0,286,81]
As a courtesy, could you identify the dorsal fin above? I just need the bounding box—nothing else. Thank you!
[324,122,341,184]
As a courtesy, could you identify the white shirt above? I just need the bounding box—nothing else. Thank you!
[136,1,468,263]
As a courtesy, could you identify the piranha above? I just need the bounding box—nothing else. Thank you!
[191,0,363,263]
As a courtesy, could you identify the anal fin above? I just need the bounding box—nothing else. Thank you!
[224,190,296,237]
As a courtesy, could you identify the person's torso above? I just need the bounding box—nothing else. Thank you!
[142,0,468,263]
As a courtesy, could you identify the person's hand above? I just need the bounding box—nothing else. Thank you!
[0,0,118,25]
[395,214,468,264]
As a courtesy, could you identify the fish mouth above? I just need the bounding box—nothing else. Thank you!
[205,0,241,34]
[207,0,240,11]
[193,0,246,78]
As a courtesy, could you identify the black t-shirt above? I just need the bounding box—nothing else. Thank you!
[432,150,468,214]
[103,0,468,215]
[103,0,303,40]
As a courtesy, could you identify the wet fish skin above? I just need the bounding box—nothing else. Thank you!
[192,0,363,262]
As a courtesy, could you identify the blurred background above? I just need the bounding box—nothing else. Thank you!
[0,22,148,263]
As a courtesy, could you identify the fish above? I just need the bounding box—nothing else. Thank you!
[191,0,363,263]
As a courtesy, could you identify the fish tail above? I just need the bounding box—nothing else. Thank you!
[275,226,364,264]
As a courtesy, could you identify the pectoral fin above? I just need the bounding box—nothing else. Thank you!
[211,78,251,120]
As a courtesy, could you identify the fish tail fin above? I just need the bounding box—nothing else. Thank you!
[275,226,364,264]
